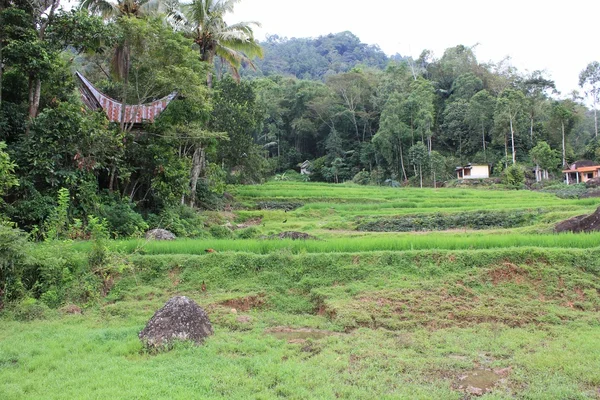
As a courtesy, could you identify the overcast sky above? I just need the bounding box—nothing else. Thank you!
[226,0,600,96]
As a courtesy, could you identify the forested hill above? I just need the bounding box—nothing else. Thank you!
[240,31,401,80]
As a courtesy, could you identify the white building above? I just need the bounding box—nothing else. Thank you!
[456,164,490,179]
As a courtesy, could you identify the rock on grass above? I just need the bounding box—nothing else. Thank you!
[139,296,213,349]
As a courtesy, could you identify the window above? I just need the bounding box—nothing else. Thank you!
[588,173,594,179]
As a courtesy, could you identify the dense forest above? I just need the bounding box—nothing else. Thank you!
[1,0,600,239]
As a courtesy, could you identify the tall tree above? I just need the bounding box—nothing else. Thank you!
[183,0,262,87]
[550,100,578,167]
[466,89,495,161]
[521,71,555,142]
[494,88,526,165]
[530,141,560,181]
[579,61,600,138]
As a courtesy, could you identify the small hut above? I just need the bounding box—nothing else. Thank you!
[455,164,490,179]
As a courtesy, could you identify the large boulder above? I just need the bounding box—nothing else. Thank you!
[586,177,600,188]
[145,228,176,240]
[555,206,600,233]
[139,296,213,348]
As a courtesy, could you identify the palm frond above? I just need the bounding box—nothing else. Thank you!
[79,0,119,19]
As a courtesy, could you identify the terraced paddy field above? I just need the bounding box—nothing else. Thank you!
[2,183,600,399]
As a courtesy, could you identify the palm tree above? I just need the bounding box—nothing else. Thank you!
[183,0,263,87]
[79,0,155,19]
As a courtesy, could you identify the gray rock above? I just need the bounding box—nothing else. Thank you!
[145,228,176,240]
[139,296,213,348]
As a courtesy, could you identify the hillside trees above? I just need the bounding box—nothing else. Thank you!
[530,141,560,181]
[494,88,527,165]
[579,61,600,138]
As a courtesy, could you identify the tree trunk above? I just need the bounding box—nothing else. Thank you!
[481,121,486,162]
[504,134,508,169]
[530,115,534,142]
[27,75,41,118]
[419,164,423,188]
[561,121,566,167]
[108,164,117,193]
[595,106,598,138]
[120,67,129,132]
[189,146,206,208]
[509,116,516,164]
[205,52,215,89]
[399,142,407,182]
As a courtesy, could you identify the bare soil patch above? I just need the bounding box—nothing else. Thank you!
[219,294,266,311]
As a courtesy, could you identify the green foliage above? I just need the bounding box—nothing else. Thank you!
[209,225,233,239]
[235,226,259,239]
[357,209,545,232]
[0,224,28,306]
[352,170,371,185]
[99,198,148,238]
[44,188,70,241]
[87,215,110,270]
[146,206,208,238]
[502,164,526,188]
[0,142,18,197]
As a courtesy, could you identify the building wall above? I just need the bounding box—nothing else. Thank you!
[465,165,489,179]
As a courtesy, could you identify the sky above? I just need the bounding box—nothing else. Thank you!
[226,0,600,97]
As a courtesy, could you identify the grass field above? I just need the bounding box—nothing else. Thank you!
[2,183,600,399]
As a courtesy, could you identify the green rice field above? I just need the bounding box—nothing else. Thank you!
[2,183,600,399]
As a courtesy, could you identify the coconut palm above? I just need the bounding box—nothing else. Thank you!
[79,0,163,19]
[182,0,263,87]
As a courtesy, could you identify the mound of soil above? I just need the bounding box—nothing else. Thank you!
[269,231,318,240]
[555,206,600,233]
[145,229,176,240]
[139,296,213,348]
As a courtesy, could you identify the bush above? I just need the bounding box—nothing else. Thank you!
[209,225,233,239]
[542,183,589,199]
[352,170,371,185]
[502,164,526,189]
[100,198,148,238]
[357,209,546,232]
[235,226,259,239]
[0,224,28,307]
[146,206,208,238]
[9,297,51,321]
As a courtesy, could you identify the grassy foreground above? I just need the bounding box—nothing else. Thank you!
[2,183,600,399]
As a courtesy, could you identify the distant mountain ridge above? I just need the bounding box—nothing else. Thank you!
[238,31,404,80]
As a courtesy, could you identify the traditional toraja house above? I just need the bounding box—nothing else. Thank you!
[562,160,600,184]
[455,164,490,179]
[75,71,176,127]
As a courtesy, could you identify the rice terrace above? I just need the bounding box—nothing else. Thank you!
[2,182,600,399]
[3,0,600,398]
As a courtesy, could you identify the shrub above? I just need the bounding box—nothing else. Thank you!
[352,170,371,185]
[209,225,233,239]
[502,164,526,188]
[146,206,208,238]
[357,209,545,232]
[10,297,51,321]
[0,224,28,307]
[235,226,259,239]
[100,198,148,238]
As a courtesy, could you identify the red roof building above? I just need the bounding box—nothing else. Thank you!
[75,72,176,126]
